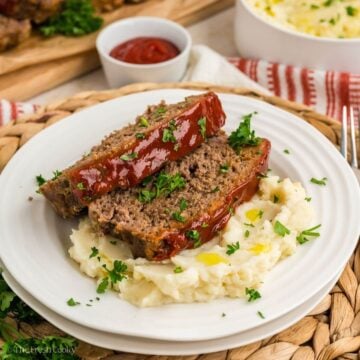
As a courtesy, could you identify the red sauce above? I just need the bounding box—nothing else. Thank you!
[153,139,271,260]
[109,37,180,64]
[0,0,16,15]
[68,92,226,204]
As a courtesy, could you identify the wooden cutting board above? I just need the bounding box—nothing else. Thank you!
[0,0,234,101]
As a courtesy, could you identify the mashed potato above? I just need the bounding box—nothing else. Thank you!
[69,176,316,307]
[246,0,360,39]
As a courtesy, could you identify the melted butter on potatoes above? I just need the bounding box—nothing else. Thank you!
[69,176,317,307]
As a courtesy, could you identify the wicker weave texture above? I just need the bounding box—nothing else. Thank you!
[0,82,359,360]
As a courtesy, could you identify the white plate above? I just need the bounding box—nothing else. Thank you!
[1,263,339,356]
[0,89,359,342]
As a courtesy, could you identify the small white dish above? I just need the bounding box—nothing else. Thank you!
[0,89,359,342]
[234,0,360,72]
[96,17,192,87]
[1,260,340,356]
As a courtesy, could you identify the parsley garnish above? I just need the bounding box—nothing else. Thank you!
[246,288,261,302]
[229,207,235,216]
[211,186,220,193]
[162,120,177,143]
[138,172,186,203]
[310,4,319,9]
[76,182,85,190]
[36,174,46,187]
[172,212,185,222]
[174,266,183,274]
[273,194,279,203]
[156,107,166,115]
[39,0,103,37]
[52,170,62,179]
[222,313,226,317]
[180,198,187,211]
[228,112,260,152]
[257,311,265,319]
[310,177,327,186]
[244,230,250,238]
[274,221,290,237]
[219,164,230,174]
[67,298,80,307]
[226,242,240,255]
[297,224,321,245]
[283,149,290,154]
[97,260,127,294]
[201,223,209,228]
[120,152,138,161]
[305,197,312,202]
[323,0,333,6]
[346,6,357,16]
[244,223,255,227]
[198,117,207,139]
[96,278,109,294]
[89,247,99,259]
[186,230,201,248]
[139,116,149,127]
[135,132,145,139]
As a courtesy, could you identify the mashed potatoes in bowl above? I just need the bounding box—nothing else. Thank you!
[246,0,360,39]
[69,176,318,307]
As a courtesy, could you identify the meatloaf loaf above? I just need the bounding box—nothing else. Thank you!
[0,0,64,23]
[0,15,31,52]
[89,132,271,260]
[40,92,225,218]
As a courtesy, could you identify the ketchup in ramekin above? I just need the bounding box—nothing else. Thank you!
[109,37,180,65]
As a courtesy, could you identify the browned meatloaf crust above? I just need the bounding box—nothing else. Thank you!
[89,132,271,261]
[0,14,31,52]
[0,0,64,23]
[40,92,226,218]
[92,0,124,12]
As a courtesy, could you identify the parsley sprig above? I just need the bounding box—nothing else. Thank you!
[297,224,321,245]
[171,198,188,223]
[162,120,177,143]
[198,117,207,139]
[273,221,290,237]
[245,288,261,302]
[226,242,240,255]
[228,112,260,152]
[96,260,127,294]
[40,0,103,37]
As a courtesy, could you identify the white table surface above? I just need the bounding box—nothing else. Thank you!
[30,7,236,105]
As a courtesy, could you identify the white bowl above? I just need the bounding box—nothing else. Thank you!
[234,0,360,72]
[96,17,192,87]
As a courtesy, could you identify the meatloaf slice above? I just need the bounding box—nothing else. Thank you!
[89,132,271,261]
[0,15,31,52]
[41,92,225,218]
[92,0,124,12]
[0,0,64,23]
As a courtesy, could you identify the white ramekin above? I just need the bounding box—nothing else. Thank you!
[96,16,192,88]
[234,0,360,73]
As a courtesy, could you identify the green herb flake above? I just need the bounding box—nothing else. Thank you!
[110,240,117,245]
[211,186,220,193]
[274,220,290,237]
[52,170,62,179]
[245,288,261,302]
[346,6,358,16]
[323,0,333,6]
[135,132,145,139]
[257,310,265,319]
[219,164,230,174]
[297,224,321,245]
[162,128,177,143]
[89,247,99,259]
[179,198,188,211]
[174,143,180,151]
[244,223,255,227]
[201,223,209,228]
[173,266,183,274]
[310,177,327,186]
[305,197,312,202]
[139,116,149,127]
[76,182,85,190]
[198,117,207,139]
[172,211,185,222]
[39,0,103,37]
[36,174,46,187]
[244,230,250,238]
[156,107,167,115]
[283,149,290,154]
[120,152,138,161]
[273,194,280,203]
[96,277,109,294]
[221,312,226,317]
[186,230,201,248]
[310,4,319,9]
[67,298,80,307]
[228,112,260,152]
[226,241,240,255]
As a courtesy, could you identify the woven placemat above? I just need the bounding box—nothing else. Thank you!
[0,82,359,360]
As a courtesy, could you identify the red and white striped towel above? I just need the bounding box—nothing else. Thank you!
[1,49,359,126]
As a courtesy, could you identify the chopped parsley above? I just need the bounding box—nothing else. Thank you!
[226,241,240,255]
[89,247,99,259]
[97,260,127,294]
[244,230,250,238]
[273,194,280,203]
[76,182,85,190]
[228,112,260,152]
[211,186,220,193]
[244,223,255,227]
[52,170,62,179]
[229,207,235,216]
[329,17,336,25]
[310,177,327,186]
[135,132,145,139]
[156,107,167,115]
[67,298,80,307]
[310,4,319,9]
[39,0,103,37]
[297,224,321,245]
[305,197,312,202]
[346,6,357,16]
[162,120,177,143]
[201,223,209,228]
[138,172,186,203]
[198,117,207,139]
[186,230,201,248]
[257,173,268,179]
[110,240,117,245]
[120,152,138,161]
[219,164,230,174]
[246,288,261,302]
[36,174,46,187]
[257,311,265,319]
[283,149,290,154]
[172,212,185,222]
[273,220,290,237]
[179,198,188,211]
[323,0,333,6]
[222,313,226,317]
[173,266,183,274]
[139,116,149,127]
